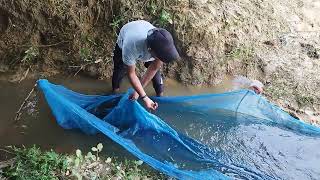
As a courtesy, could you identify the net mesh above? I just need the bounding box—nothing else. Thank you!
[38,79,320,180]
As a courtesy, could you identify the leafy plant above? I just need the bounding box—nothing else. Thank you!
[158,9,173,26]
[147,1,157,15]
[91,143,103,160]
[3,146,67,180]
[66,143,104,179]
[81,34,98,47]
[79,47,92,62]
[21,46,39,64]
[295,94,315,107]
[110,15,124,33]
[1,144,166,180]
[226,46,254,60]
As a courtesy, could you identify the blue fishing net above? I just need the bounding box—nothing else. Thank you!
[38,79,320,180]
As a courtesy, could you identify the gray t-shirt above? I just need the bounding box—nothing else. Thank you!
[116,20,155,66]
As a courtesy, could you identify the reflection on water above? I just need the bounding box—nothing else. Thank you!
[153,106,320,180]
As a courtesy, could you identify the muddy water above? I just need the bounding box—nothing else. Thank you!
[0,75,233,159]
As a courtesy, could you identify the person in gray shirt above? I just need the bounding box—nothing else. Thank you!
[112,20,180,110]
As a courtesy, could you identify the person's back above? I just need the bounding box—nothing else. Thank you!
[111,20,180,110]
[117,20,156,65]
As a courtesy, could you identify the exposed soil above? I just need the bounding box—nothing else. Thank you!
[0,0,319,125]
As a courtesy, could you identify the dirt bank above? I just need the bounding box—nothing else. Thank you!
[0,0,319,125]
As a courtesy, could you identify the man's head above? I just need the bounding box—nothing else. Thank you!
[147,28,180,63]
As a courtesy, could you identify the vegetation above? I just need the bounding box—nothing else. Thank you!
[0,144,167,180]
[295,94,315,108]
[21,46,39,65]
[1,146,67,180]
[157,10,173,27]
[110,15,124,35]
[226,46,254,60]
[79,47,93,62]
[0,0,319,124]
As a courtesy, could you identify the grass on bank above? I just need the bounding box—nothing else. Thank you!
[0,143,167,180]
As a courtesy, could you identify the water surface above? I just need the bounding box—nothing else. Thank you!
[0,75,231,158]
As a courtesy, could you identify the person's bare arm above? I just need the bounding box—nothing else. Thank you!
[140,59,163,88]
[127,65,146,97]
[127,64,158,110]
[130,59,162,100]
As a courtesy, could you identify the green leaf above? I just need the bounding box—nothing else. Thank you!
[91,147,98,152]
[97,143,103,152]
[76,149,82,158]
[85,152,93,159]
[86,152,96,161]
[105,157,112,163]
[135,160,143,166]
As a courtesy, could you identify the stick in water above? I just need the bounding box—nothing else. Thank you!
[14,83,37,121]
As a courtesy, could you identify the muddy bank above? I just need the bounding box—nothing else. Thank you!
[0,0,319,125]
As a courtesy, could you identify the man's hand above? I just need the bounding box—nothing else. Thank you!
[251,85,263,94]
[143,96,158,111]
[249,80,264,95]
[129,91,139,100]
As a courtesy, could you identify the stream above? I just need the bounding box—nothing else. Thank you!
[0,75,232,159]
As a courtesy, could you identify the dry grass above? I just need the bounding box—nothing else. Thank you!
[1,0,320,123]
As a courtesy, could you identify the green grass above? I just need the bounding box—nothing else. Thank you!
[157,9,173,27]
[1,144,167,180]
[2,146,67,180]
[110,15,125,34]
[226,47,254,60]
[295,94,315,108]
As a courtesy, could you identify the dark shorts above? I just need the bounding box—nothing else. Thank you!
[112,44,164,96]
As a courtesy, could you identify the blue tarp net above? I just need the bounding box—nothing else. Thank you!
[38,79,320,180]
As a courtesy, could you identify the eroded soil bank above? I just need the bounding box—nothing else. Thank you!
[0,0,319,124]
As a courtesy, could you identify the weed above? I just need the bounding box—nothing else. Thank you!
[67,143,104,178]
[66,143,166,179]
[295,94,315,108]
[226,47,254,60]
[157,9,173,27]
[147,1,157,15]
[78,33,106,64]
[81,34,98,47]
[21,46,39,65]
[2,146,67,180]
[145,0,175,27]
[79,47,92,62]
[1,144,166,179]
[110,15,124,34]
[265,85,287,100]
